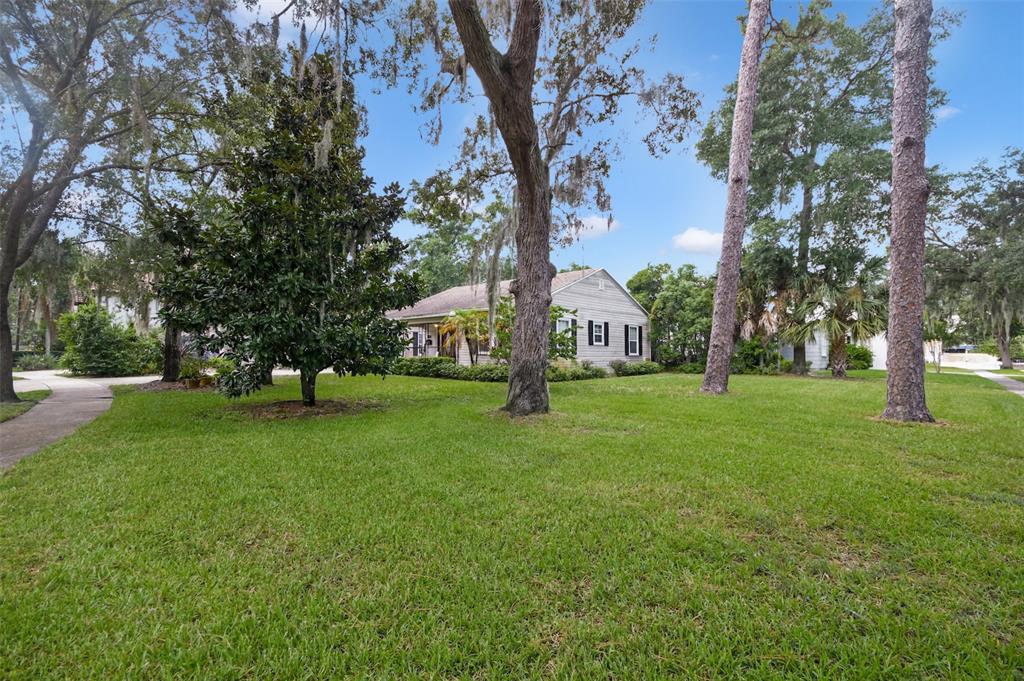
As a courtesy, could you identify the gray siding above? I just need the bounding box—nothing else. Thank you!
[552,270,650,368]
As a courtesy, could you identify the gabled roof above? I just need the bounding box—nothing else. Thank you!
[389,268,597,320]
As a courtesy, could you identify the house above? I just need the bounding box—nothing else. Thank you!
[388,268,651,369]
[780,331,1002,370]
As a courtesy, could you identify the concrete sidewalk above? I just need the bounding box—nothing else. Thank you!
[1,371,157,470]
[974,371,1024,399]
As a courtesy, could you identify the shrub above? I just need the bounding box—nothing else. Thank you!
[389,356,606,382]
[674,362,705,374]
[547,364,607,382]
[730,339,781,375]
[609,360,662,377]
[178,357,205,381]
[12,353,59,371]
[846,345,873,371]
[58,304,162,377]
[206,356,236,380]
[779,359,794,374]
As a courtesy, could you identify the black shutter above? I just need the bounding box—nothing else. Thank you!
[572,319,578,352]
[638,326,643,358]
[588,320,594,345]
[624,325,630,355]
[604,322,609,347]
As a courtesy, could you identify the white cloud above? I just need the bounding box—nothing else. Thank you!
[672,227,723,255]
[578,215,621,239]
[935,105,961,122]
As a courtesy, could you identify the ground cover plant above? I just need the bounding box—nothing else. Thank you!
[0,371,1021,677]
[0,389,50,423]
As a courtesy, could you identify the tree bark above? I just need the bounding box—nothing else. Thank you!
[0,280,18,402]
[792,179,815,373]
[260,367,274,386]
[161,324,181,382]
[995,321,1013,370]
[299,369,317,407]
[882,0,934,422]
[449,0,553,416]
[829,335,848,378]
[701,0,771,395]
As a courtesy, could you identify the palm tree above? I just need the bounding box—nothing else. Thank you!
[439,309,489,365]
[785,256,888,378]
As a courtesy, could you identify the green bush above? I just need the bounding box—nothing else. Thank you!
[12,353,60,371]
[846,345,873,370]
[178,357,205,380]
[547,364,607,382]
[779,359,794,374]
[673,362,705,374]
[389,356,606,382]
[609,360,662,377]
[206,356,236,379]
[730,339,781,375]
[57,304,162,377]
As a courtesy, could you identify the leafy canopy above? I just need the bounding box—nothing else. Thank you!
[156,53,419,402]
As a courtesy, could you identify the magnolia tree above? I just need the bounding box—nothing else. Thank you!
[157,55,419,407]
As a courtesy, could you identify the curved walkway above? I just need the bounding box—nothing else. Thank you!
[0,371,156,470]
[974,370,1024,399]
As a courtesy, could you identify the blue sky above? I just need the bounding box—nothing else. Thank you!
[327,0,1022,285]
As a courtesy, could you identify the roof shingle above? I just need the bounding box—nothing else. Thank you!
[389,268,595,320]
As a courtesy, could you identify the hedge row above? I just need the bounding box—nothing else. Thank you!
[609,360,663,376]
[389,356,608,382]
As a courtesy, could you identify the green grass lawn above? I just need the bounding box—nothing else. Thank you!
[1,372,1021,678]
[0,390,51,423]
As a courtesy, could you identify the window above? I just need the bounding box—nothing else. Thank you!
[592,322,604,345]
[627,325,640,356]
[556,318,573,334]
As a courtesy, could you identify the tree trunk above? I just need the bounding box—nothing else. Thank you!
[882,0,934,422]
[0,280,19,402]
[995,323,1013,370]
[299,369,316,407]
[161,324,181,382]
[830,336,848,378]
[14,286,25,352]
[39,289,53,355]
[260,367,274,386]
[701,0,771,395]
[449,0,552,416]
[791,180,815,373]
[792,344,807,374]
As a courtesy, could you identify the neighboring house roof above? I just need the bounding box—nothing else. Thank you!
[389,268,598,320]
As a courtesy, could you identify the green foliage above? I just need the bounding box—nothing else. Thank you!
[390,357,605,383]
[609,360,662,377]
[673,362,706,375]
[439,309,489,365]
[12,354,59,371]
[730,340,782,375]
[178,358,205,381]
[155,54,419,404]
[489,297,577,364]
[404,174,481,296]
[626,263,670,312]
[640,265,715,366]
[846,345,874,371]
[57,304,161,377]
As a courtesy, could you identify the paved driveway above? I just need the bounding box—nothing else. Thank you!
[1,371,158,470]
